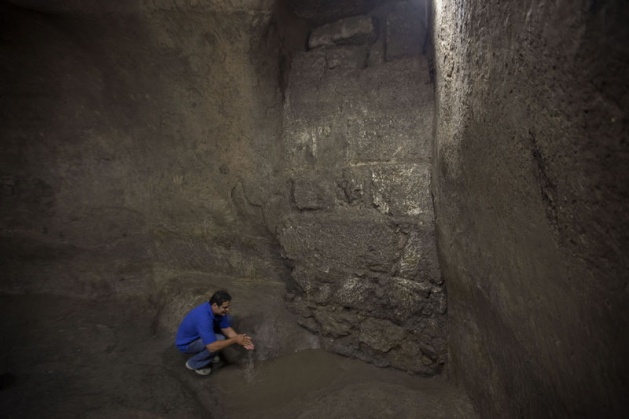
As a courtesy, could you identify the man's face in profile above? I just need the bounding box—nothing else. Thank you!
[212,301,230,316]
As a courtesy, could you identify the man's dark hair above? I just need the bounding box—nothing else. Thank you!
[209,290,232,306]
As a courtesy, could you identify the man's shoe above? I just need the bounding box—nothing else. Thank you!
[185,360,212,376]
[210,355,221,365]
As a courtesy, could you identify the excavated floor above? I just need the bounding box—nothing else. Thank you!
[0,294,477,418]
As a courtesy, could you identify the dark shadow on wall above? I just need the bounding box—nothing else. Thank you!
[0,3,155,297]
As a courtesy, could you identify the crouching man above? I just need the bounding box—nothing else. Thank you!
[175,290,255,375]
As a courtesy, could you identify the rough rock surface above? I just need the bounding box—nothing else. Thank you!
[434,0,629,417]
[288,0,384,24]
[6,0,275,13]
[279,2,442,375]
[0,3,440,378]
[386,0,428,59]
[308,15,375,49]
[0,2,285,304]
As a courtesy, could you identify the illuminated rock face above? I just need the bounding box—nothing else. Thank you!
[433,0,629,417]
[278,1,444,375]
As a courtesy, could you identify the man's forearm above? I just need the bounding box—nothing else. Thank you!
[221,327,238,338]
[206,331,253,352]
[206,337,237,353]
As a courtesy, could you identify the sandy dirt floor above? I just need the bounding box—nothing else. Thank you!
[0,294,477,418]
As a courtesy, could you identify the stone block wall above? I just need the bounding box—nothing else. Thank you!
[278,0,444,374]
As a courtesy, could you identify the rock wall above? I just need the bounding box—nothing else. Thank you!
[433,0,629,416]
[278,0,445,375]
[0,0,287,298]
[287,0,385,24]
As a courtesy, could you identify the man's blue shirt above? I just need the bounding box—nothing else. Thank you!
[175,302,231,351]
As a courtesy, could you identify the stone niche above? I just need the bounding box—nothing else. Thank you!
[278,0,443,374]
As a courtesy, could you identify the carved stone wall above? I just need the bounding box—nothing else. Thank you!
[278,0,444,374]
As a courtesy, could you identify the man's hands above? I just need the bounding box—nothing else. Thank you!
[220,328,255,351]
[235,334,255,350]
[206,331,255,353]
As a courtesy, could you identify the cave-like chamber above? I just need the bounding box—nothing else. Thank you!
[1,0,627,417]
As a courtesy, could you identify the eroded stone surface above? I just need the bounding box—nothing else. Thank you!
[285,53,433,170]
[7,0,276,13]
[308,15,375,49]
[288,0,384,24]
[386,1,428,59]
[280,9,443,374]
[292,176,336,210]
[0,4,286,299]
[434,0,629,416]
[1,0,445,384]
